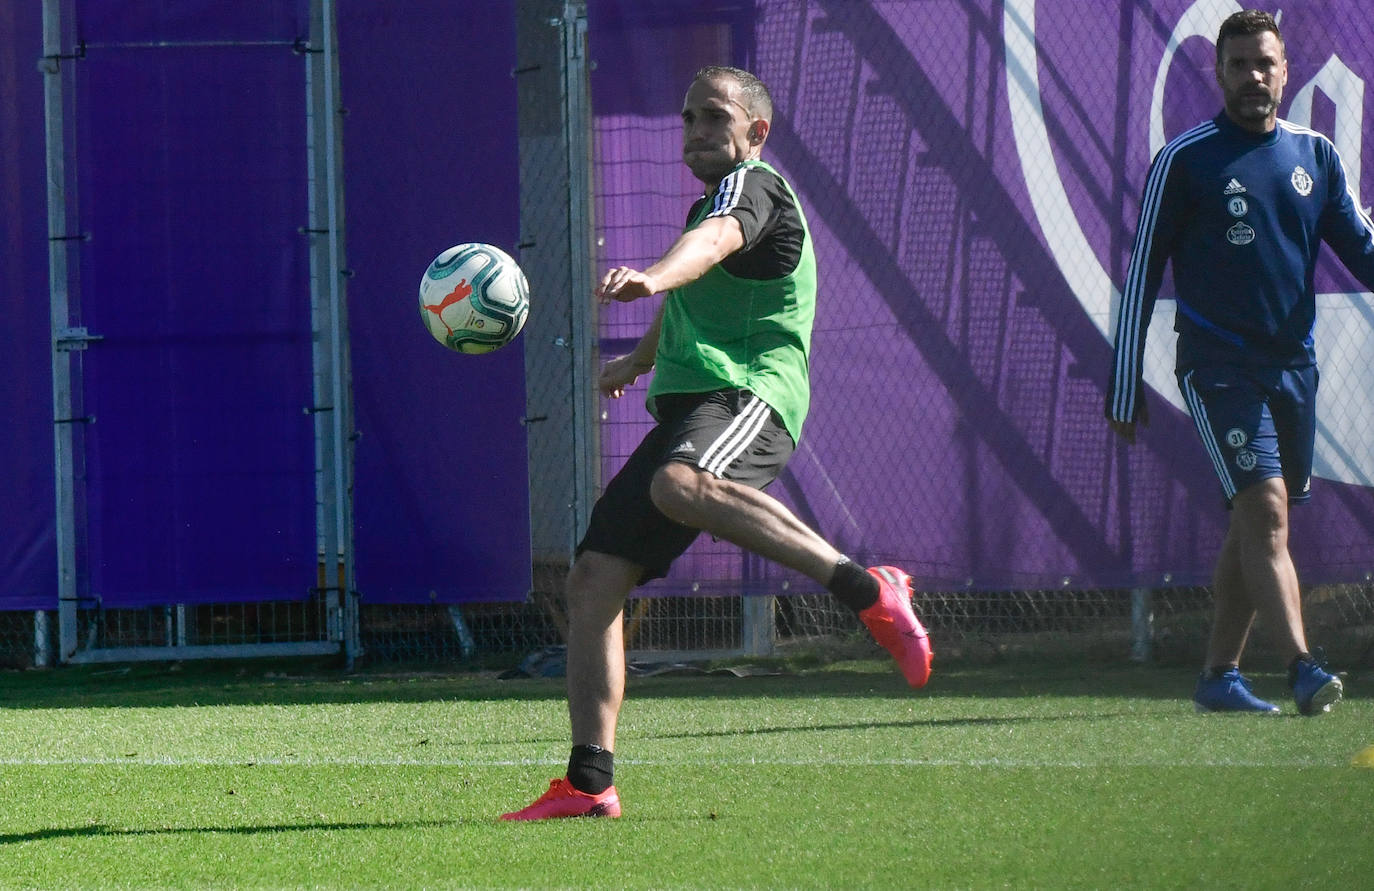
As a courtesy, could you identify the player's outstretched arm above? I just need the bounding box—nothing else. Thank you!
[599,355,653,399]
[598,302,664,399]
[595,215,744,304]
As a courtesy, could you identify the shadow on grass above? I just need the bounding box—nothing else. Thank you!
[634,710,1138,743]
[0,819,472,845]
[468,708,1143,748]
[0,814,730,843]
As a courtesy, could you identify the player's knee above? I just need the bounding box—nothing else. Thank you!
[565,555,602,599]
[1232,479,1289,541]
[566,551,639,614]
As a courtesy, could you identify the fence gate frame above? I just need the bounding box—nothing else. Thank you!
[40,0,357,665]
[516,0,600,589]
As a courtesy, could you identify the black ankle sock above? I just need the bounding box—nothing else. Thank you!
[1287,651,1314,687]
[567,744,614,795]
[827,557,879,613]
[1206,664,1237,680]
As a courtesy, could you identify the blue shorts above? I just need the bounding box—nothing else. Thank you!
[1177,364,1318,507]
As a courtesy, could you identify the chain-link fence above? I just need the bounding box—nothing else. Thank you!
[393,579,1372,670]
[564,0,1374,673]
[5,2,1373,675]
[2,580,1370,670]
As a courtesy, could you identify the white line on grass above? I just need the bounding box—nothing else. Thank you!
[0,755,1350,768]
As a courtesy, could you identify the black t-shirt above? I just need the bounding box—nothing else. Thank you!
[688,164,805,281]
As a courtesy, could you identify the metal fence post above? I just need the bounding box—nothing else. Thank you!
[33,611,52,667]
[1130,587,1153,662]
[742,595,777,657]
[516,1,597,597]
[41,0,84,664]
[306,0,358,666]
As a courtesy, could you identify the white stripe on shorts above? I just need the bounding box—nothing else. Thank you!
[1180,370,1237,501]
[697,395,771,478]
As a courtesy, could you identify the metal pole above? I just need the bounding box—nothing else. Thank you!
[41,0,81,664]
[560,2,598,542]
[1130,587,1153,662]
[742,595,777,657]
[33,611,52,667]
[319,0,356,666]
[306,0,356,665]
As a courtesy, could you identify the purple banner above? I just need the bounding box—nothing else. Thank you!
[74,33,318,607]
[0,1,530,611]
[5,2,1372,612]
[3,4,322,611]
[76,0,306,45]
[589,0,1374,593]
[340,1,531,603]
[0,2,57,611]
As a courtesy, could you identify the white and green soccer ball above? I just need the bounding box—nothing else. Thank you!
[419,242,530,354]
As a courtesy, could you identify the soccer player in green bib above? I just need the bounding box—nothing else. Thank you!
[503,66,932,821]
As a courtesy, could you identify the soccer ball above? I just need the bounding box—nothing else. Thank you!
[418,243,530,354]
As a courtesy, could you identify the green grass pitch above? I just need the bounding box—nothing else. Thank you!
[0,659,1369,889]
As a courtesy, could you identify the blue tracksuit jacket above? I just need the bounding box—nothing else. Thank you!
[1108,111,1374,423]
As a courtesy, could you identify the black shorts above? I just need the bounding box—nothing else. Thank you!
[576,389,795,583]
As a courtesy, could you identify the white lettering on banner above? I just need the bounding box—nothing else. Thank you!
[1003,0,1374,487]
[1148,0,1243,160]
[1287,55,1366,209]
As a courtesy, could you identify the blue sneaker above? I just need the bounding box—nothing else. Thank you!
[1193,668,1280,714]
[1290,655,1343,716]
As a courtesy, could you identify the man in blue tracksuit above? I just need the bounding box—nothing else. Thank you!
[1108,9,1372,714]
